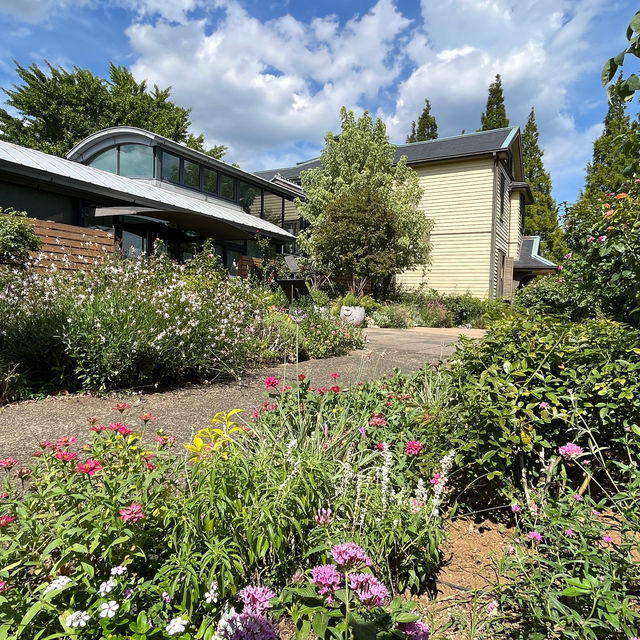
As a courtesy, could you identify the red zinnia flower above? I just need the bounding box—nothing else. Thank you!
[330,372,340,380]
[76,458,103,475]
[264,376,279,389]
[331,385,341,393]
[405,440,423,456]
[0,515,16,527]
[298,374,306,381]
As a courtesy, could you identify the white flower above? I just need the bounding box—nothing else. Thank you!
[44,576,72,594]
[66,610,90,628]
[166,617,189,636]
[98,577,117,596]
[205,583,218,604]
[100,601,120,619]
[110,565,127,576]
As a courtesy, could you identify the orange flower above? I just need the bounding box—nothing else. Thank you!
[604,203,611,209]
[615,193,627,199]
[606,226,615,231]
[604,209,615,217]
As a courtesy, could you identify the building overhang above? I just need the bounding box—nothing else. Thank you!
[510,181,534,205]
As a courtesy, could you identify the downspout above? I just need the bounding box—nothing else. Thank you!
[489,152,498,299]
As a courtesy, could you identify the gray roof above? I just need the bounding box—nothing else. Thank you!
[0,140,294,242]
[514,236,557,270]
[255,127,518,182]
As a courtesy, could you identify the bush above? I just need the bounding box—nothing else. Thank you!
[369,304,414,328]
[0,208,41,267]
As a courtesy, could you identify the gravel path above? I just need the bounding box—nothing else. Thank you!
[0,327,484,461]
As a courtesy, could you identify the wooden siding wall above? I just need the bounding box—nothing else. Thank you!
[24,218,114,272]
[396,158,495,298]
[508,192,522,259]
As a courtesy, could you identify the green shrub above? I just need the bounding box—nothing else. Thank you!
[0,208,41,267]
[417,300,450,327]
[369,304,414,328]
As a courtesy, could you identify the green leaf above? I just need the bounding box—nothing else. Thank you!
[602,58,619,86]
[312,612,329,639]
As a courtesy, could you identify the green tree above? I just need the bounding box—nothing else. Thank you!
[0,60,226,158]
[297,107,432,294]
[479,74,509,131]
[406,99,438,142]
[521,107,566,261]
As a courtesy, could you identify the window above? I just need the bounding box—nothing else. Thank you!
[184,160,200,189]
[499,173,506,223]
[161,151,181,183]
[238,181,259,215]
[220,174,234,200]
[203,168,218,195]
[88,147,117,174]
[119,144,153,177]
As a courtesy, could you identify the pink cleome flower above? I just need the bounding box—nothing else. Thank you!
[264,376,279,389]
[348,573,390,608]
[237,585,275,616]
[314,508,333,526]
[331,542,371,569]
[0,458,18,468]
[405,441,423,456]
[76,458,103,475]
[119,502,145,524]
[55,451,77,462]
[559,442,583,458]
[0,515,16,528]
[311,564,341,599]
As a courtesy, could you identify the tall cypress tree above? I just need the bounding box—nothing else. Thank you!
[521,107,565,261]
[406,99,438,142]
[479,74,510,131]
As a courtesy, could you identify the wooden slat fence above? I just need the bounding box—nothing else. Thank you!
[237,255,263,278]
[24,218,114,272]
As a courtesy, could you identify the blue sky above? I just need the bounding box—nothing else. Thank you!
[0,0,637,205]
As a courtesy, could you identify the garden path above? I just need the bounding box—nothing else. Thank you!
[0,327,484,461]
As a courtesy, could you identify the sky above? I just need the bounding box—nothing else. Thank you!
[0,0,637,206]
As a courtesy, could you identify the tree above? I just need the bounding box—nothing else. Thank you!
[406,99,438,142]
[0,60,226,158]
[479,74,509,131]
[297,107,432,294]
[521,107,566,261]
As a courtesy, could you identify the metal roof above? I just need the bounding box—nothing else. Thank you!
[255,127,519,182]
[514,236,557,270]
[0,140,294,242]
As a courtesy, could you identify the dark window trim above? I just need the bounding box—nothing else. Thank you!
[499,173,506,224]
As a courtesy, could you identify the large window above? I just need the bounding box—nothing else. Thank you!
[203,168,218,194]
[220,174,234,200]
[88,147,117,173]
[239,181,259,215]
[184,160,200,189]
[119,144,153,177]
[161,151,181,183]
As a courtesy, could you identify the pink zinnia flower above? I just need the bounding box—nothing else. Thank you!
[369,413,387,427]
[330,372,340,380]
[375,442,386,451]
[348,573,389,608]
[154,435,176,447]
[56,436,77,449]
[405,440,423,456]
[237,585,275,615]
[565,252,572,259]
[559,442,583,457]
[311,564,341,599]
[0,515,16,527]
[331,385,341,393]
[141,412,157,423]
[0,458,18,468]
[529,531,543,542]
[76,458,102,475]
[88,417,98,425]
[91,425,107,432]
[264,376,279,389]
[331,542,371,569]
[119,502,145,524]
[40,441,56,449]
[113,402,131,412]
[55,451,77,462]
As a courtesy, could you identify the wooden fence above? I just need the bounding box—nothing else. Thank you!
[24,218,114,272]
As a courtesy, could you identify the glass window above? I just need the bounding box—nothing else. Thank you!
[88,147,117,174]
[119,144,153,177]
[239,181,259,215]
[220,174,234,200]
[184,160,200,189]
[161,151,181,183]
[121,230,146,257]
[203,168,218,194]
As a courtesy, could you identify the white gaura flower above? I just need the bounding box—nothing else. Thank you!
[66,610,90,628]
[100,601,120,619]
[98,577,117,596]
[110,565,127,576]
[166,617,189,636]
[44,576,72,594]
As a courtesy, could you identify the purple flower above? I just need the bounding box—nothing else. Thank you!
[602,535,613,544]
[573,493,583,502]
[237,585,275,616]
[559,442,583,458]
[217,612,278,640]
[511,505,522,513]
[564,528,574,537]
[397,620,430,639]
[314,508,333,526]
[311,564,341,599]
[330,543,371,569]
[529,531,543,542]
[539,401,550,409]
[348,573,390,608]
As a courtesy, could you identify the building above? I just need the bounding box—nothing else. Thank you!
[0,127,301,270]
[256,127,556,298]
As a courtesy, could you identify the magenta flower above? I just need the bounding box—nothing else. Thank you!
[0,515,16,528]
[602,535,613,544]
[0,458,18,468]
[76,458,102,475]
[0,581,7,593]
[559,442,583,457]
[369,413,387,427]
[529,531,543,542]
[331,542,372,569]
[314,508,333,526]
[511,505,522,513]
[217,612,278,640]
[598,235,607,243]
[55,436,77,448]
[573,493,583,502]
[113,402,131,412]
[430,472,441,485]
[348,573,390,608]
[311,564,341,598]
[55,451,77,462]
[119,502,145,523]
[564,528,574,537]
[565,252,572,259]
[358,426,366,438]
[397,620,430,639]
[91,425,108,432]
[539,401,550,409]
[405,440,423,456]
[237,585,275,615]
[330,372,340,380]
[264,376,279,389]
